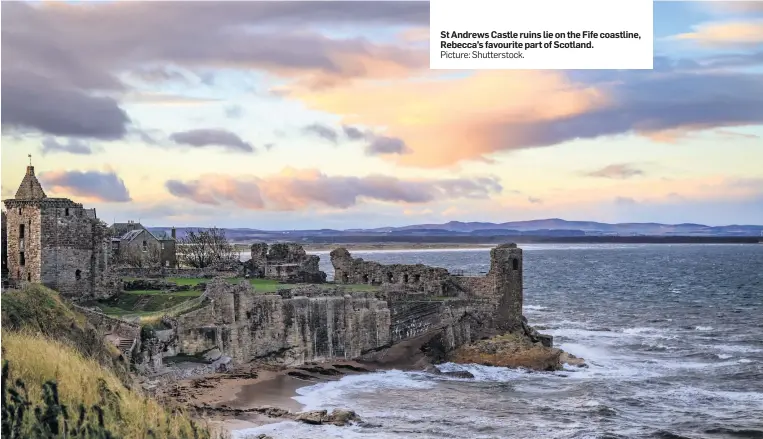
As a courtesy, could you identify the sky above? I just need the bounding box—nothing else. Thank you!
[1,1,762,229]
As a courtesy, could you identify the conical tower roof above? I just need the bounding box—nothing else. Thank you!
[15,166,47,200]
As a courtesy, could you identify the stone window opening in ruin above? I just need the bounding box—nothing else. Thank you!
[387,272,394,283]
[142,240,148,252]
[19,224,24,239]
[19,252,25,266]
[75,269,81,281]
[18,207,22,215]
[414,274,421,283]
[403,273,409,283]
[362,274,369,283]
[342,273,349,283]
[65,208,69,216]
[27,273,31,282]
[512,258,519,270]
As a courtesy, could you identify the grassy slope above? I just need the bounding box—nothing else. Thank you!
[1,285,218,438]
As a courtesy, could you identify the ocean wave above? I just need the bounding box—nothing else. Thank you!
[434,362,527,382]
[524,304,549,311]
[293,370,435,411]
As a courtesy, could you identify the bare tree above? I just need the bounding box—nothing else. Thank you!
[114,243,162,268]
[176,227,237,269]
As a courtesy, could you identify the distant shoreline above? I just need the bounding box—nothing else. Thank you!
[230,237,761,252]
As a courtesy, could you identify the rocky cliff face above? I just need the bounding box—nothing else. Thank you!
[172,280,495,368]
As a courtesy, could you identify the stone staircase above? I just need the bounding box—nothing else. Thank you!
[116,338,137,357]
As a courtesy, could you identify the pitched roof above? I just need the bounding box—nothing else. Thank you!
[119,229,145,243]
[15,166,47,200]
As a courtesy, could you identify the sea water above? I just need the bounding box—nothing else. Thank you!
[234,244,763,439]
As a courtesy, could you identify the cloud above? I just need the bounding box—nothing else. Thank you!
[585,163,645,179]
[39,170,132,202]
[614,196,638,206]
[126,67,189,84]
[296,67,763,167]
[224,104,244,119]
[303,123,339,143]
[1,1,430,138]
[40,138,99,156]
[313,124,410,155]
[342,125,367,140]
[527,196,543,204]
[1,68,130,140]
[366,136,412,155]
[122,92,220,106]
[169,129,254,153]
[165,169,502,211]
[672,19,763,46]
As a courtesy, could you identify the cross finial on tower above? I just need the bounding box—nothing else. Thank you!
[28,154,32,166]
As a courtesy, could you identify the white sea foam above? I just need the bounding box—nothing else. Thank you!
[716,353,733,360]
[694,326,714,331]
[435,362,526,382]
[232,421,377,439]
[524,304,548,311]
[293,370,435,411]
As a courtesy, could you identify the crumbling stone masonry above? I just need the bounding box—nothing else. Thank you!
[249,242,326,283]
[165,243,526,368]
[331,243,524,331]
[2,165,119,299]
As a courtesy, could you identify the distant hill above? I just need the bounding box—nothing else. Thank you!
[148,218,763,243]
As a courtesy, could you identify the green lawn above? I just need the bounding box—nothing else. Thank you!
[88,290,202,316]
[97,277,378,318]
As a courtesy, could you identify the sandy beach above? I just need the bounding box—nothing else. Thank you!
[162,361,374,434]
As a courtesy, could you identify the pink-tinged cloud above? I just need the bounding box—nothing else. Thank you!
[673,20,763,46]
[165,169,502,211]
[1,2,428,138]
[39,170,132,202]
[294,67,763,167]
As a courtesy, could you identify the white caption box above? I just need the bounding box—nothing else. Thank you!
[430,0,653,70]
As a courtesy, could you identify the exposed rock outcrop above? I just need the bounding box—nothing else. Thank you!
[191,404,361,427]
[449,332,564,371]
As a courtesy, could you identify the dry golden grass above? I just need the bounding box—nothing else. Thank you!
[2,331,216,438]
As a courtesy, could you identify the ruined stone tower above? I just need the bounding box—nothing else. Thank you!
[488,243,523,331]
[2,165,114,298]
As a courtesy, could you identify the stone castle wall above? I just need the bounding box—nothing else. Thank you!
[248,242,326,283]
[4,203,42,284]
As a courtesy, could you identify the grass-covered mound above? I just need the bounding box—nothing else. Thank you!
[1,285,221,438]
[1,285,130,382]
[2,334,215,438]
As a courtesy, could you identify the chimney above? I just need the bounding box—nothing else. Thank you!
[171,227,176,239]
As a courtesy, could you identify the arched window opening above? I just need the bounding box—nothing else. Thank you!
[387,272,394,283]
[512,258,519,270]
[403,273,409,283]
[75,269,82,281]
